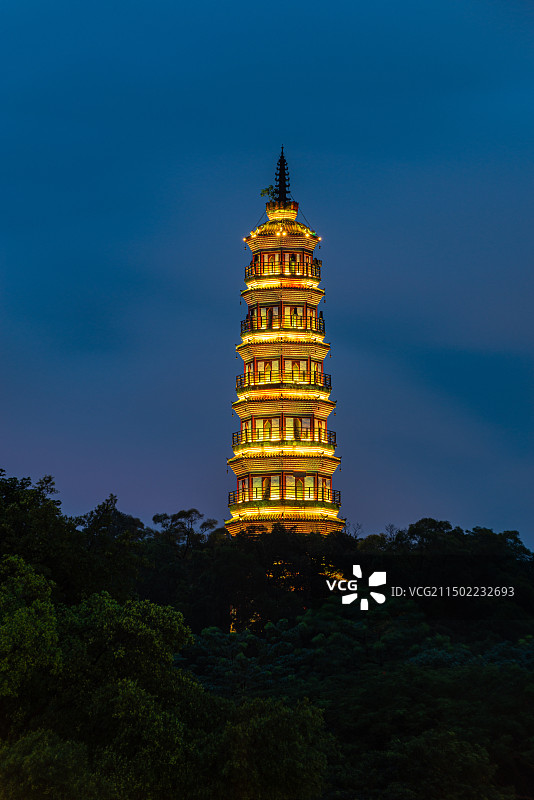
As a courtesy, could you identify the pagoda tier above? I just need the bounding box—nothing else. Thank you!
[233,397,336,423]
[226,148,345,536]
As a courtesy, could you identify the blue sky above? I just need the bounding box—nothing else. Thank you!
[1,0,533,540]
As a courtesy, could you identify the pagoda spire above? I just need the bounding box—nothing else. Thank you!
[274,145,291,204]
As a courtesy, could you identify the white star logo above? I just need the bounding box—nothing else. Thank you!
[342,565,387,610]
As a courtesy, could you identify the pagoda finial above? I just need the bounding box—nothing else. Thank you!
[274,145,291,204]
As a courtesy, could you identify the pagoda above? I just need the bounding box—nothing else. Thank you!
[226,149,344,535]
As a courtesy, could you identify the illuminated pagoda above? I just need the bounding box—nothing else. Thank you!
[226,148,344,536]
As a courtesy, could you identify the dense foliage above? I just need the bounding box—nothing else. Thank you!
[1,468,533,798]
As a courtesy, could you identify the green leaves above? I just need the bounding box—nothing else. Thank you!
[0,556,61,698]
[220,698,328,800]
[360,730,514,800]
[0,553,329,799]
[61,593,192,677]
[260,185,275,200]
[2,468,534,799]
[0,730,98,800]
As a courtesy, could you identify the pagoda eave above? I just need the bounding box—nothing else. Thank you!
[246,277,321,291]
[232,397,336,419]
[228,453,341,477]
[225,513,346,537]
[241,286,324,305]
[232,443,336,458]
[236,340,330,361]
[239,331,326,347]
[245,234,319,253]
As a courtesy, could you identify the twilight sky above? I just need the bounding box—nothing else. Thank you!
[1,0,533,541]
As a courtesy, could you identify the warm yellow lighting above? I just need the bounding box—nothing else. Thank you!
[246,280,320,291]
[241,330,325,341]
[232,507,342,520]
[235,445,335,457]
[246,280,281,289]
[237,391,332,403]
[240,338,325,349]
[230,165,342,536]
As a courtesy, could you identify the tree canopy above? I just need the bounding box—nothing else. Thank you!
[1,468,533,799]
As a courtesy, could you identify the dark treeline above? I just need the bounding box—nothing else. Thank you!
[1,468,533,799]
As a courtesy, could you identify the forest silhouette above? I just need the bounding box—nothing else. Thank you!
[0,468,532,799]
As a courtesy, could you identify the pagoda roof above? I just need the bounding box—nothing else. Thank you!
[247,218,319,242]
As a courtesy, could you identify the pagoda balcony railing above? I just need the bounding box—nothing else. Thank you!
[229,488,341,506]
[232,430,336,447]
[245,260,321,280]
[241,316,325,334]
[236,371,332,391]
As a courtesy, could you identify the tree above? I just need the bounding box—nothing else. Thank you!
[359,729,513,800]
[0,471,146,603]
[260,185,275,200]
[218,698,328,800]
[73,495,146,601]
[0,555,61,703]
[0,730,98,800]
[0,552,329,800]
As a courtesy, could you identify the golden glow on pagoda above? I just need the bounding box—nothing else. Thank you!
[226,148,345,536]
[233,508,343,522]
[240,334,325,344]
